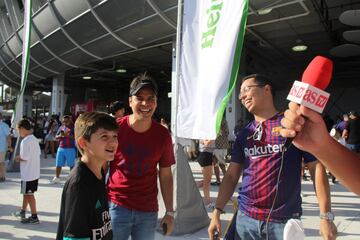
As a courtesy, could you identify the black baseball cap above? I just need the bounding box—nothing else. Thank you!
[129,77,158,96]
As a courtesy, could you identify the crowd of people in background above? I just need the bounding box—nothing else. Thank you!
[2,72,359,240]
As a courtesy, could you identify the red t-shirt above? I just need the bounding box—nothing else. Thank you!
[107,116,175,212]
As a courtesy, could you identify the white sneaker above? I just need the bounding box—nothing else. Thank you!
[51,177,60,184]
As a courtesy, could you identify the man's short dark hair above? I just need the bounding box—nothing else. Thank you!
[75,112,119,155]
[109,101,125,115]
[242,73,275,97]
[17,119,32,130]
[129,73,158,96]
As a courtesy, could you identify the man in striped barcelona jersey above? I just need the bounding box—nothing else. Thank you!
[208,74,337,240]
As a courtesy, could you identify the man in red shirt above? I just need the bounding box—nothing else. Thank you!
[107,73,175,239]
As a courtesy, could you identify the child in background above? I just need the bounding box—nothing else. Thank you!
[14,119,41,224]
[56,112,118,240]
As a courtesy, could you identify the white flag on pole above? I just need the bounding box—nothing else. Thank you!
[176,0,248,140]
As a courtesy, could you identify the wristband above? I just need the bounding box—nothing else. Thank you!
[166,211,175,217]
[320,212,334,221]
[215,207,225,214]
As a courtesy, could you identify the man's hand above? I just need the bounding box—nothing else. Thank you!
[280,102,329,154]
[15,155,20,162]
[208,210,222,240]
[320,219,337,240]
[160,214,174,236]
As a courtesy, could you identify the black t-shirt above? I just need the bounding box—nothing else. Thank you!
[56,161,112,240]
[346,118,360,144]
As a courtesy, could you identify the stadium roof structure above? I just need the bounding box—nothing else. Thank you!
[0,0,359,93]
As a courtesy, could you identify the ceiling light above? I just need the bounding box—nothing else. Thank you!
[292,45,308,52]
[82,76,92,80]
[116,68,127,73]
[258,8,272,15]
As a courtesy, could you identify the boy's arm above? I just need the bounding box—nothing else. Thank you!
[16,141,28,162]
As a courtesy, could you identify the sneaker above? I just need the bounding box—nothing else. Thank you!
[12,210,26,220]
[21,216,40,224]
[51,177,60,184]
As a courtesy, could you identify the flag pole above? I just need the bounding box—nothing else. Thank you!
[170,0,211,235]
[8,0,32,172]
[171,0,183,140]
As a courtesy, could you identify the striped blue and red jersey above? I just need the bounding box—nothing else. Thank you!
[57,125,76,149]
[231,113,316,222]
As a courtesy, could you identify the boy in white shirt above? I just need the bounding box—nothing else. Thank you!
[14,119,41,224]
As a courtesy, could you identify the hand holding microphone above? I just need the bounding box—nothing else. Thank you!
[281,101,331,154]
[283,56,333,150]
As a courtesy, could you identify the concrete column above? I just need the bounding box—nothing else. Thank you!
[51,74,65,118]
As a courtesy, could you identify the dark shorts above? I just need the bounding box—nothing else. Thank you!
[20,179,39,195]
[197,152,213,167]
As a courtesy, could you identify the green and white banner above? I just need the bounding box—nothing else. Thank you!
[12,0,32,128]
[176,0,248,139]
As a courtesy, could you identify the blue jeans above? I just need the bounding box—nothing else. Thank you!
[236,211,286,240]
[109,201,158,240]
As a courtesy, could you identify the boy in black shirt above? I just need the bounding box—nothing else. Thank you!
[56,112,118,240]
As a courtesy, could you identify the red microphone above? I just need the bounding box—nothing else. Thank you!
[284,56,333,149]
[301,56,333,90]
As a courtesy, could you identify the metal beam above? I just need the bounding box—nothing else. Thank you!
[85,0,138,50]
[48,0,103,60]
[146,0,176,29]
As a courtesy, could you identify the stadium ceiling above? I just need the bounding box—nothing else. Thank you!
[0,0,359,93]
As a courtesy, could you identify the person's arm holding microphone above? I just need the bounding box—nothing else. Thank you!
[282,56,338,239]
[281,101,360,196]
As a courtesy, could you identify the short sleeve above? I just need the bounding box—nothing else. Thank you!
[231,134,245,164]
[19,140,30,161]
[60,184,91,239]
